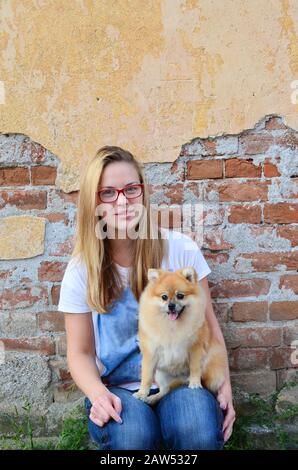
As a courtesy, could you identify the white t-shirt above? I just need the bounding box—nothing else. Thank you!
[58,227,211,391]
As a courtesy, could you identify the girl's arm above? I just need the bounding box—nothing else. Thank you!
[64,312,122,426]
[64,312,107,403]
[200,276,236,443]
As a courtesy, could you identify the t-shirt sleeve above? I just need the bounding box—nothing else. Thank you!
[57,255,91,313]
[176,232,211,281]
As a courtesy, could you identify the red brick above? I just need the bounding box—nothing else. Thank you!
[203,252,229,265]
[264,203,298,224]
[239,134,274,154]
[275,132,298,149]
[164,183,184,204]
[279,275,298,295]
[235,252,298,272]
[264,158,281,177]
[264,116,287,130]
[225,158,261,178]
[0,269,15,281]
[223,326,282,348]
[149,184,185,206]
[187,160,223,180]
[148,184,162,196]
[49,358,71,381]
[231,370,276,396]
[202,139,217,155]
[31,166,57,185]
[277,226,298,247]
[283,323,298,346]
[52,190,79,206]
[2,336,55,355]
[203,229,234,250]
[270,347,298,369]
[229,348,270,370]
[49,237,74,257]
[0,190,47,210]
[56,334,67,356]
[170,162,178,173]
[184,181,202,199]
[209,278,271,298]
[170,161,185,181]
[270,301,298,321]
[232,301,268,322]
[0,167,30,186]
[212,302,230,323]
[204,181,269,202]
[0,286,48,309]
[40,212,69,225]
[51,285,61,305]
[38,261,67,282]
[30,142,46,163]
[37,311,65,332]
[58,369,72,381]
[228,204,261,224]
[202,206,225,225]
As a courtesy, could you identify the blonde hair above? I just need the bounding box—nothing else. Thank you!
[72,145,167,313]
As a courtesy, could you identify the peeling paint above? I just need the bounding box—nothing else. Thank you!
[1,0,298,192]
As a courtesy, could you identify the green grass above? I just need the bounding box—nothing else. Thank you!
[225,372,298,450]
[1,372,297,450]
[0,399,90,450]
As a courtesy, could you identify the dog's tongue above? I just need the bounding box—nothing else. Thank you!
[169,312,179,321]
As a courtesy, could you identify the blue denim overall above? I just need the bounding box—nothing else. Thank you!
[97,285,142,386]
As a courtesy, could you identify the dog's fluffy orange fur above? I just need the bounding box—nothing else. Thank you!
[133,267,226,405]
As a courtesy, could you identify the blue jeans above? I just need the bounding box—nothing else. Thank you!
[84,385,224,450]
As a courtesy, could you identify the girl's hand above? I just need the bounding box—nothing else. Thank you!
[217,380,236,443]
[89,387,123,427]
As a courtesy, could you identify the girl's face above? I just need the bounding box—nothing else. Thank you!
[96,162,144,236]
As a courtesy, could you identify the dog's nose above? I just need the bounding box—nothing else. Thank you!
[168,302,176,311]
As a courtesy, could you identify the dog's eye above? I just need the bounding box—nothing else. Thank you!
[161,294,168,301]
[176,293,184,299]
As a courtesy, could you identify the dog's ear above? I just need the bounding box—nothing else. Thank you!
[147,268,162,283]
[180,266,198,284]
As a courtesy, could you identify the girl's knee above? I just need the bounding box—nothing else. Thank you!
[162,420,224,450]
[88,417,161,450]
[156,385,224,450]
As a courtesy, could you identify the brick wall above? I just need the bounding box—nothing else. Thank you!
[0,114,297,435]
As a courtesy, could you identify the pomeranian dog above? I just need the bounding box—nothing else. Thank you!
[133,266,226,405]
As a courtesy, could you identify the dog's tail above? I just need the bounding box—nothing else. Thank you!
[202,341,226,393]
[168,378,188,391]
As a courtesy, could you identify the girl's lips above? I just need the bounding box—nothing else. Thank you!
[115,211,134,218]
[115,210,134,215]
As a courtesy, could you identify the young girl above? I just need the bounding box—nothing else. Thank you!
[58,145,235,450]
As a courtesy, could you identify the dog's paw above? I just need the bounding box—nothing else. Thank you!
[144,394,161,406]
[188,380,203,389]
[132,391,150,402]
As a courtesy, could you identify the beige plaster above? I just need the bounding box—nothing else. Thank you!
[1,0,298,191]
[0,215,45,259]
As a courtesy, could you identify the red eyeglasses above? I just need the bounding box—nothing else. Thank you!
[97,183,144,203]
